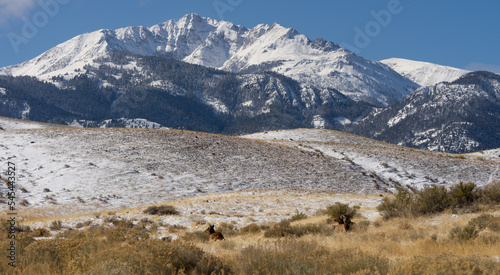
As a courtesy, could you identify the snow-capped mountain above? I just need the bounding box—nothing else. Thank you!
[349,71,500,153]
[2,13,499,153]
[380,58,470,87]
[0,13,417,107]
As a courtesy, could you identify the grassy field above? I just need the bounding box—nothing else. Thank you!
[2,191,499,274]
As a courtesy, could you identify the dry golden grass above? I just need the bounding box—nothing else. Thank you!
[140,205,491,274]
[195,210,500,257]
[2,201,499,274]
[5,188,499,274]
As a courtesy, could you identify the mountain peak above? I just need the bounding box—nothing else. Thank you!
[381,58,469,87]
[178,12,206,27]
[181,12,202,20]
[0,13,417,106]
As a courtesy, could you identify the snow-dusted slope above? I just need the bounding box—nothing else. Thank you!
[1,31,107,78]
[0,14,417,106]
[2,127,497,219]
[0,116,66,130]
[245,129,500,190]
[381,58,469,87]
[1,128,382,217]
[468,148,500,162]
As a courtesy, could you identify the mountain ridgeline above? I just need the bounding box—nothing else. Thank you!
[0,51,374,134]
[0,13,499,153]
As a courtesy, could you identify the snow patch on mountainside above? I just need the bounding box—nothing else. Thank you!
[69,118,167,129]
[381,58,469,87]
[312,115,325,129]
[202,96,230,114]
[149,80,187,96]
[21,103,31,119]
[387,103,417,127]
[335,117,351,126]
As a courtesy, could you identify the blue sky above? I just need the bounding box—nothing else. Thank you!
[1,0,499,72]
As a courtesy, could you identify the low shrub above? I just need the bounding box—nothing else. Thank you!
[413,184,450,215]
[353,220,370,232]
[480,181,500,204]
[449,182,478,208]
[240,223,262,234]
[18,226,230,274]
[49,220,63,231]
[480,235,500,245]
[30,228,50,237]
[468,214,496,230]
[488,221,500,232]
[448,215,498,242]
[325,202,357,221]
[398,221,414,231]
[103,215,120,224]
[378,183,498,220]
[143,205,179,216]
[264,220,293,238]
[289,210,307,222]
[16,225,32,233]
[392,255,500,274]
[217,222,238,237]
[449,225,478,241]
[112,218,135,229]
[377,188,414,219]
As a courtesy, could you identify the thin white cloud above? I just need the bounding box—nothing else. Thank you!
[0,0,36,24]
[139,0,150,7]
[465,62,500,74]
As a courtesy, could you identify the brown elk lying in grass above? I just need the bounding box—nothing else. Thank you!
[332,215,355,233]
[205,224,224,241]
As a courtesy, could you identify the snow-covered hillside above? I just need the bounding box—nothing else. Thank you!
[0,128,379,218]
[381,58,469,87]
[0,13,417,106]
